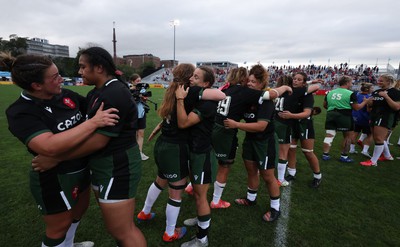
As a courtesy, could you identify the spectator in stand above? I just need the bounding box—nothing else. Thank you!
[322,75,369,163]
[360,75,400,166]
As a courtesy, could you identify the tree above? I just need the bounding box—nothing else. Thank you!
[0,36,27,56]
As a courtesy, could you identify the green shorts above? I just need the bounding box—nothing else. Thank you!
[189,149,217,185]
[292,118,315,140]
[242,134,278,170]
[371,113,396,129]
[154,138,189,182]
[30,167,90,215]
[212,123,238,163]
[325,110,353,131]
[89,146,142,201]
[274,120,292,144]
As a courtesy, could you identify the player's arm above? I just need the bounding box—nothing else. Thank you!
[202,88,226,101]
[224,118,268,133]
[278,108,312,120]
[28,103,118,157]
[379,91,400,111]
[148,121,162,141]
[262,85,292,100]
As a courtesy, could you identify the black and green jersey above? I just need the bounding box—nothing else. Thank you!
[370,88,400,118]
[274,87,308,124]
[244,100,275,140]
[6,89,88,173]
[189,100,218,153]
[86,78,137,156]
[215,84,264,124]
[159,86,203,143]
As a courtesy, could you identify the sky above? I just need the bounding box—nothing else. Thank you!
[2,0,400,69]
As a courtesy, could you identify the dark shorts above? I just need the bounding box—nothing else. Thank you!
[30,167,90,215]
[154,138,189,182]
[292,118,315,140]
[136,115,146,130]
[242,134,278,170]
[354,124,372,134]
[275,120,292,144]
[189,149,217,185]
[89,146,142,201]
[212,123,238,163]
[370,113,396,129]
[325,110,353,131]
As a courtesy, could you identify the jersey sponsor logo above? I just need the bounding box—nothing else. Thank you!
[194,175,199,181]
[57,112,83,131]
[63,97,76,109]
[244,113,256,119]
[163,173,178,179]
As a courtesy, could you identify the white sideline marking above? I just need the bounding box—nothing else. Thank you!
[274,185,291,247]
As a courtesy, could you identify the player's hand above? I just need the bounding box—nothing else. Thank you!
[32,155,59,172]
[175,85,189,100]
[91,102,119,127]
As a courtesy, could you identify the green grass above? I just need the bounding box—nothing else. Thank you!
[1,84,400,246]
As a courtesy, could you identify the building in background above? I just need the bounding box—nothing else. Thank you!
[123,54,161,70]
[26,38,69,57]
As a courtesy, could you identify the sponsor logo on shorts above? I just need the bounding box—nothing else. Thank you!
[215,153,227,158]
[72,185,79,200]
[163,173,178,179]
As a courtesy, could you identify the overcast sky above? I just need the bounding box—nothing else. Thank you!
[2,0,399,68]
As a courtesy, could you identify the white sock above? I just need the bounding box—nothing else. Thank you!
[247,188,257,201]
[397,136,400,145]
[165,198,181,236]
[313,172,322,179]
[270,197,280,211]
[64,220,80,247]
[277,160,288,182]
[349,144,355,152]
[143,182,163,214]
[287,167,296,176]
[383,141,392,158]
[212,181,226,204]
[371,144,384,163]
[362,145,370,153]
[359,133,367,142]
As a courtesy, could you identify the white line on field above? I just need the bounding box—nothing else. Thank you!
[274,185,291,247]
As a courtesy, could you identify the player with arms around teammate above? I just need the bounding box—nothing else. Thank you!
[360,75,400,166]
[211,67,292,208]
[223,64,281,222]
[322,75,369,163]
[279,72,323,188]
[3,52,118,247]
[175,66,220,247]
